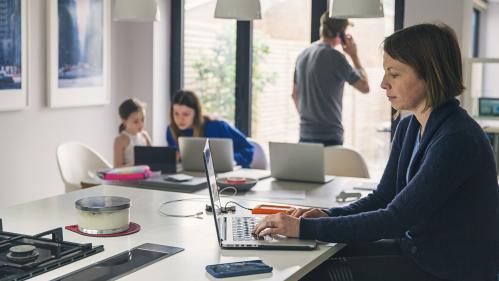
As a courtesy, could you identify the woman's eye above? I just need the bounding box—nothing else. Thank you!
[390,74,399,78]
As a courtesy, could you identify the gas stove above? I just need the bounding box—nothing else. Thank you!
[0,219,104,281]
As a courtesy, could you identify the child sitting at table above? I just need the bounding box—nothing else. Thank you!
[114,98,152,167]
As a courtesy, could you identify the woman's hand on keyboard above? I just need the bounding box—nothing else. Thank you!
[288,208,328,218]
[252,213,300,238]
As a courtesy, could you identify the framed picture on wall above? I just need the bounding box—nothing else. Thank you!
[0,0,27,112]
[47,0,110,108]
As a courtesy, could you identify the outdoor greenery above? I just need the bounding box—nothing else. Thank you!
[191,28,276,124]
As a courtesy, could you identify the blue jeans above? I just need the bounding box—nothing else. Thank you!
[300,240,447,281]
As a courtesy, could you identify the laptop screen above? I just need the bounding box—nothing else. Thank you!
[180,137,234,172]
[134,146,176,173]
[202,140,223,244]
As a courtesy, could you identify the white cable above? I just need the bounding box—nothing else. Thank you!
[219,186,238,197]
[157,186,245,218]
[158,197,207,219]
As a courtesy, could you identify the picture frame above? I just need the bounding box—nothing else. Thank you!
[0,0,28,112]
[47,0,110,108]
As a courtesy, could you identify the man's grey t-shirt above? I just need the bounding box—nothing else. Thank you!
[294,42,361,143]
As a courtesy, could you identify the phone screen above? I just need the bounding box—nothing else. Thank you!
[206,260,272,277]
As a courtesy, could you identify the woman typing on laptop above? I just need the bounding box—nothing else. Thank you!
[166,90,254,168]
[252,24,497,281]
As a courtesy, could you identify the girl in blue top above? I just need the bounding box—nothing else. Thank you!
[166,90,254,168]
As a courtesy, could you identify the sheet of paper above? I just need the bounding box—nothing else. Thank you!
[244,190,306,200]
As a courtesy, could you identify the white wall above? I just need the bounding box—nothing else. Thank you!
[404,0,474,110]
[0,0,170,207]
[482,2,499,58]
[404,0,473,57]
[111,0,169,146]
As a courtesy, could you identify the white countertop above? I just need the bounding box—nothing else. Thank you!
[0,185,343,280]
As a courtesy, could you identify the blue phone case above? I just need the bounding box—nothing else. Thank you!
[205,260,273,278]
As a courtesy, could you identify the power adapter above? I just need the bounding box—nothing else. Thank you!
[205,204,236,213]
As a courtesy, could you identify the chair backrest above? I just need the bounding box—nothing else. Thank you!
[248,138,268,170]
[56,142,111,193]
[324,146,370,178]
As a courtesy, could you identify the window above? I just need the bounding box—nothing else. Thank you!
[183,0,236,124]
[341,0,395,180]
[471,8,480,57]
[176,0,400,179]
[250,0,395,180]
[251,0,311,150]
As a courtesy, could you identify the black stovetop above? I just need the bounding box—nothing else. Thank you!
[0,219,104,281]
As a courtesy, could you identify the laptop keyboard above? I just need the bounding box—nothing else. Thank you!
[232,217,270,241]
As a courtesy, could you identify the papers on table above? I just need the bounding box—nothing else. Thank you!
[243,190,306,200]
[353,182,377,191]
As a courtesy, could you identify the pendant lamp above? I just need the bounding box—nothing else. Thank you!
[214,0,261,20]
[329,0,384,19]
[113,0,160,22]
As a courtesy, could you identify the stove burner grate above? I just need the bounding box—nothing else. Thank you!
[6,245,40,263]
[0,218,104,281]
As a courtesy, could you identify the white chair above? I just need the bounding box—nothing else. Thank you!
[248,138,268,169]
[324,146,370,178]
[56,142,112,193]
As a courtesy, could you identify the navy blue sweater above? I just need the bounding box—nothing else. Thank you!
[300,99,498,281]
[166,120,254,168]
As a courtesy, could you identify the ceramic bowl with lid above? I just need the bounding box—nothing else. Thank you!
[75,196,131,234]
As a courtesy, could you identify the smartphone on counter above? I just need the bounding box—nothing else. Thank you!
[205,260,273,278]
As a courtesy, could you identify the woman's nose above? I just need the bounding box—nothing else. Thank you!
[380,76,389,90]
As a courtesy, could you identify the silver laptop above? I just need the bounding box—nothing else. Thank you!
[203,140,316,250]
[179,137,234,172]
[269,142,335,183]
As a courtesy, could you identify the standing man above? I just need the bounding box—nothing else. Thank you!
[293,12,369,146]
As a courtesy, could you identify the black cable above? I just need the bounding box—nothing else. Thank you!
[224,200,252,211]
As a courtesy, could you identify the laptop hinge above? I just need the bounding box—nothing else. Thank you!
[221,216,227,241]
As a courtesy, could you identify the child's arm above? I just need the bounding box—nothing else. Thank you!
[113,134,129,167]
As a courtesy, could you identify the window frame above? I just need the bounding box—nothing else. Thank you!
[171,0,405,138]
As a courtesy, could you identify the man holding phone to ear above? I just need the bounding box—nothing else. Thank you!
[292,11,369,146]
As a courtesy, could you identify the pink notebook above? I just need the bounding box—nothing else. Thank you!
[98,165,153,181]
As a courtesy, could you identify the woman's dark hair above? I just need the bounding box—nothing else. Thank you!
[383,23,464,111]
[170,90,209,142]
[118,98,145,133]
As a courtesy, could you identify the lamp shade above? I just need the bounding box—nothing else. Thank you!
[113,0,160,22]
[214,0,261,20]
[329,0,384,19]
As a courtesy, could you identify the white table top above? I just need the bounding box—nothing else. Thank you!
[200,176,376,209]
[0,185,344,281]
[85,168,377,209]
[107,174,376,209]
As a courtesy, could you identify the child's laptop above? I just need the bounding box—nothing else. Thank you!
[202,140,316,250]
[134,146,177,173]
[180,137,234,172]
[269,142,335,183]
